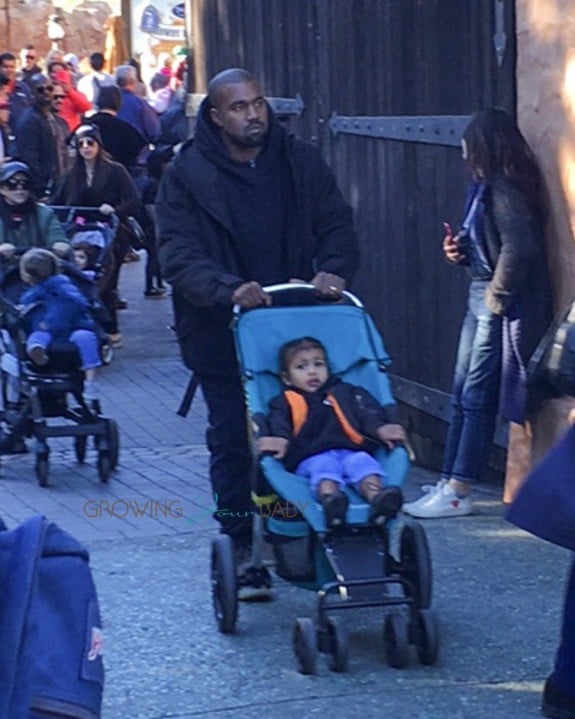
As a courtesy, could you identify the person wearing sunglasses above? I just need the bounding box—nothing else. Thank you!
[50,84,73,176]
[47,60,91,132]
[14,74,63,199]
[0,161,68,261]
[51,124,142,347]
[18,45,42,90]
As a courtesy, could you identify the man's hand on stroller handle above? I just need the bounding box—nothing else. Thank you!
[258,436,289,459]
[376,423,407,450]
[98,203,115,217]
[232,281,271,308]
[311,272,345,297]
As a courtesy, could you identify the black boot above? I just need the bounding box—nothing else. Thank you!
[319,491,349,529]
[370,486,404,525]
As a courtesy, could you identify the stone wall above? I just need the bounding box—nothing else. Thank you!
[505,0,575,500]
[0,0,120,62]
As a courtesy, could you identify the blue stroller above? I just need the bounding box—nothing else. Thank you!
[210,285,439,673]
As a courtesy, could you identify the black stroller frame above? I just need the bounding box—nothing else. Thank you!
[0,214,120,486]
[210,284,439,674]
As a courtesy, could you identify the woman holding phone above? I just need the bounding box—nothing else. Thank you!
[404,107,553,519]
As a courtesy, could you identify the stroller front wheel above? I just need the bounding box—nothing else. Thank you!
[293,617,317,675]
[211,535,238,634]
[383,610,410,669]
[413,608,439,665]
[74,435,87,463]
[324,615,349,672]
[35,455,49,487]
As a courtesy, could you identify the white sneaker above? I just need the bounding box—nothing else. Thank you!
[403,481,472,519]
[402,479,447,513]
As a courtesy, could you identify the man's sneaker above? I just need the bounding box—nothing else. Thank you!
[542,675,575,719]
[235,545,273,602]
[370,486,404,524]
[403,481,472,519]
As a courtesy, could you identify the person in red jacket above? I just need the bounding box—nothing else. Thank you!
[48,61,91,131]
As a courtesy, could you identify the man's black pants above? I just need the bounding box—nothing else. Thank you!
[199,375,254,547]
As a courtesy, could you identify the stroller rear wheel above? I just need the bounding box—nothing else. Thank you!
[293,617,317,675]
[211,535,238,634]
[396,519,432,610]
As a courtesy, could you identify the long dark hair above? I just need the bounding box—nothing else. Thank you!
[63,143,111,204]
[462,107,545,212]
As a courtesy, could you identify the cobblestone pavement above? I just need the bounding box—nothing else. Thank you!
[0,258,568,718]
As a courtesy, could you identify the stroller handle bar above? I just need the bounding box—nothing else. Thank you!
[50,206,120,232]
[233,282,364,317]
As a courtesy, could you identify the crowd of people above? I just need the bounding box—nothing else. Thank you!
[0,48,572,716]
[0,44,189,350]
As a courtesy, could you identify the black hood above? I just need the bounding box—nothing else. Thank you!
[193,96,288,178]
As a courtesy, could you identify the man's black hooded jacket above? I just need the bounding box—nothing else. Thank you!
[156,97,359,377]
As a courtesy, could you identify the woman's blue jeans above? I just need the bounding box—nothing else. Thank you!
[441,280,502,484]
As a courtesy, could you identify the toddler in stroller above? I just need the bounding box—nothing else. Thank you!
[210,284,439,674]
[261,336,405,529]
[19,248,101,401]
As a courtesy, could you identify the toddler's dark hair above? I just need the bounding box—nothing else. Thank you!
[20,248,58,285]
[279,337,328,374]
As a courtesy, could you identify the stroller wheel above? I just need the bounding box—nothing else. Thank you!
[324,616,349,672]
[35,454,49,487]
[383,610,410,669]
[397,519,432,610]
[211,535,238,634]
[293,617,317,675]
[74,435,87,464]
[106,419,120,470]
[413,608,439,666]
[97,451,111,483]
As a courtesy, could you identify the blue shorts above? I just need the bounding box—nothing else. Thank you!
[296,449,384,496]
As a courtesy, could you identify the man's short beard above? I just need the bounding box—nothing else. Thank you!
[225,128,267,149]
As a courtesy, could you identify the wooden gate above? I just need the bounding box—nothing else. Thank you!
[187,0,516,466]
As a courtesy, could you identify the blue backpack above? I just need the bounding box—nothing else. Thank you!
[0,515,104,718]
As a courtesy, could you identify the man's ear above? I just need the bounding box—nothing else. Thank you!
[210,107,222,127]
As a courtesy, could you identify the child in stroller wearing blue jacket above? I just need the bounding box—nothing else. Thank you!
[260,337,407,529]
[19,248,101,401]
